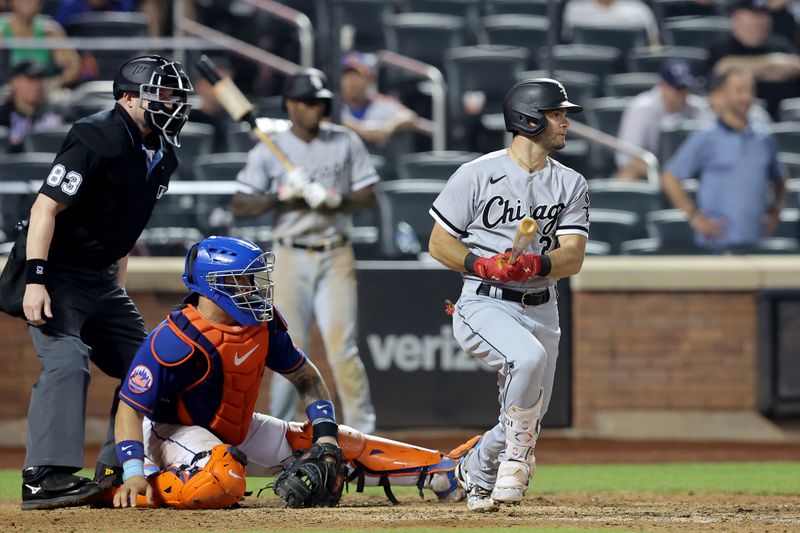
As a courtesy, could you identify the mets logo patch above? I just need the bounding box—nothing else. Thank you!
[128,365,154,394]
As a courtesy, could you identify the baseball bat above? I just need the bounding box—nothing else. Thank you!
[509,217,538,264]
[196,55,296,171]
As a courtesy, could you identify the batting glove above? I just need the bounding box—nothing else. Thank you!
[507,254,543,283]
[303,182,329,209]
[473,252,514,283]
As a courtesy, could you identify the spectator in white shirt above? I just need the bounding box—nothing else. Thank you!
[563,0,660,46]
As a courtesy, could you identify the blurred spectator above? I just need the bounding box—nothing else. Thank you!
[766,0,800,45]
[615,59,707,180]
[340,51,416,148]
[54,0,135,26]
[0,61,64,152]
[189,56,234,152]
[0,0,81,88]
[562,0,660,46]
[705,0,800,119]
[661,68,787,252]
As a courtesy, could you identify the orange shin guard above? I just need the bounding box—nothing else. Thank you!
[285,421,455,477]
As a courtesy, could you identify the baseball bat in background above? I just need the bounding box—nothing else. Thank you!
[509,217,538,264]
[196,55,296,171]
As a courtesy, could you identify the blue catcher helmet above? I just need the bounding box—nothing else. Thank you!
[183,236,275,326]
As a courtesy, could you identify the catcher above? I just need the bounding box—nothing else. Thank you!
[111,236,470,509]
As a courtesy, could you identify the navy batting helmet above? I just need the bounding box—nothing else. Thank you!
[113,55,194,147]
[503,78,582,137]
[282,68,333,114]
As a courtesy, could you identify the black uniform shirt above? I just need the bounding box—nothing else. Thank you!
[705,34,800,119]
[38,103,178,269]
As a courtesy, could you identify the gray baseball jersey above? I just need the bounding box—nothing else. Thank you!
[429,149,590,290]
[236,122,379,240]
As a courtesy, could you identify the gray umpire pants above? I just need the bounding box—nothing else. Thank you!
[24,263,147,471]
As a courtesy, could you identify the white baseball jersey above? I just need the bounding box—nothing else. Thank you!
[430,150,590,290]
[236,122,379,240]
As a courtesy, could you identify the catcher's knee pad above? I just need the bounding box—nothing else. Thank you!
[179,445,248,509]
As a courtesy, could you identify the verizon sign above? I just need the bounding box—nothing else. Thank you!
[355,265,571,429]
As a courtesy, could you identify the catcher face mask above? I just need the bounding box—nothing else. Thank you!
[206,252,275,326]
[139,60,193,147]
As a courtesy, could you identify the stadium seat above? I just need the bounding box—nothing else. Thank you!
[176,123,214,180]
[659,121,704,164]
[550,139,591,175]
[0,153,53,234]
[0,126,9,153]
[336,0,395,52]
[584,97,632,174]
[571,25,649,57]
[773,208,799,239]
[663,17,730,48]
[376,179,445,258]
[193,153,249,181]
[726,237,800,255]
[779,153,800,180]
[627,46,708,75]
[137,227,204,257]
[778,98,800,123]
[384,13,466,72]
[484,0,552,16]
[517,70,599,106]
[588,179,662,223]
[255,95,289,120]
[604,72,660,98]
[586,209,640,254]
[396,150,479,180]
[66,96,113,121]
[646,209,696,247]
[585,240,612,256]
[769,123,800,155]
[24,125,72,153]
[227,124,256,153]
[479,15,551,69]
[651,0,722,22]
[444,45,528,116]
[620,237,707,255]
[65,12,149,80]
[543,45,620,87]
[785,178,800,208]
[403,0,482,41]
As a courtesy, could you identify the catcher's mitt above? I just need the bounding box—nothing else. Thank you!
[273,442,347,508]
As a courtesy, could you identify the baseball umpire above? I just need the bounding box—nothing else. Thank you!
[428,79,590,511]
[230,69,377,433]
[13,55,193,510]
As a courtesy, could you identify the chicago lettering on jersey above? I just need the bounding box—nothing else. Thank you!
[481,195,566,234]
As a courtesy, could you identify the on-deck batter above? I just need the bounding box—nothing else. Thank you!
[428,78,590,512]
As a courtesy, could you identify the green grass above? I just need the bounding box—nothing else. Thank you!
[3,462,799,503]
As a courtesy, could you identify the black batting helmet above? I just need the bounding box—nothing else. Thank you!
[282,68,333,114]
[503,78,582,137]
[113,55,194,147]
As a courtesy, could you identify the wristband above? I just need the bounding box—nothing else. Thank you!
[463,252,479,273]
[116,440,145,466]
[306,400,336,424]
[312,420,339,441]
[539,254,552,277]
[122,459,145,481]
[25,259,47,284]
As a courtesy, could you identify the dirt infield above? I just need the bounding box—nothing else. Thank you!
[2,493,799,533]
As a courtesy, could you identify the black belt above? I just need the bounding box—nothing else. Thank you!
[476,283,550,307]
[277,236,348,252]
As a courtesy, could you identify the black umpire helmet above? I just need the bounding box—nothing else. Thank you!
[113,55,194,147]
[503,78,582,137]
[282,68,333,115]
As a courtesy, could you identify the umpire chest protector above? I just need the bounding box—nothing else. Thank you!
[155,305,270,445]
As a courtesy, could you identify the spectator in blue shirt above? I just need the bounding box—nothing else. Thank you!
[661,68,788,252]
[55,0,135,27]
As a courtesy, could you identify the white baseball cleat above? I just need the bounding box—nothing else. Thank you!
[455,456,498,512]
[490,459,533,504]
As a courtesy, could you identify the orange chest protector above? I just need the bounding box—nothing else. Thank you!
[163,306,270,445]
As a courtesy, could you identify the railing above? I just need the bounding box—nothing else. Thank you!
[0,37,224,51]
[568,120,660,185]
[374,50,446,151]
[239,0,314,68]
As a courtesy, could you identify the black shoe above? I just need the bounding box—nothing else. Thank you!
[21,466,103,510]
